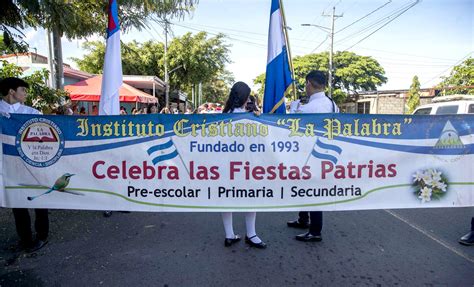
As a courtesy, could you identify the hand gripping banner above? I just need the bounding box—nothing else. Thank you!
[1,113,473,211]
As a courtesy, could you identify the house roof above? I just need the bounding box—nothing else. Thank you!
[0,52,48,61]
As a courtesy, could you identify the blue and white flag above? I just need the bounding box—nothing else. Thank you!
[311,138,343,164]
[147,139,179,165]
[263,0,293,114]
[99,0,122,116]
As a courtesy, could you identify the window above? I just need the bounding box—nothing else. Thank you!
[413,108,432,115]
[357,101,370,114]
[435,105,458,115]
[468,104,474,114]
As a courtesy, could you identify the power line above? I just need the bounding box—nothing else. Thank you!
[335,1,417,46]
[336,0,392,34]
[421,51,473,86]
[171,22,267,48]
[355,46,460,61]
[172,22,318,52]
[344,0,420,51]
[310,35,329,54]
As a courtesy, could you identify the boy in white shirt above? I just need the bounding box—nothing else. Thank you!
[0,77,48,252]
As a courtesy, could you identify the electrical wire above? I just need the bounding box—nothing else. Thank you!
[421,51,473,86]
[336,0,392,34]
[344,0,420,50]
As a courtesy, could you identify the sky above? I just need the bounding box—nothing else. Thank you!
[25,0,473,91]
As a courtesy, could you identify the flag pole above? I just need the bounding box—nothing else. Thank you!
[171,138,190,177]
[279,0,297,102]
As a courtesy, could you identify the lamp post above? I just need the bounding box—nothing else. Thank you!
[301,7,342,99]
[164,64,184,108]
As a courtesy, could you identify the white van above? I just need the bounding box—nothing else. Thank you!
[413,95,474,115]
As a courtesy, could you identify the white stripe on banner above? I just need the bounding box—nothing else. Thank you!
[267,9,285,64]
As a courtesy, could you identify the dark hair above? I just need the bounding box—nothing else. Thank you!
[246,95,258,112]
[306,70,327,89]
[0,77,29,97]
[147,104,158,114]
[223,81,251,113]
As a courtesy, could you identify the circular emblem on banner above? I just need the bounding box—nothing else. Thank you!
[15,118,64,167]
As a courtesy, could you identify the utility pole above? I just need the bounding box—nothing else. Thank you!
[323,7,343,99]
[164,19,170,108]
[52,26,64,90]
[46,29,55,88]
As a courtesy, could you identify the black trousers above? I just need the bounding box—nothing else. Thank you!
[12,208,49,244]
[298,211,323,235]
[471,217,474,231]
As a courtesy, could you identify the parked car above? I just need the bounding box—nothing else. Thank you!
[413,95,474,115]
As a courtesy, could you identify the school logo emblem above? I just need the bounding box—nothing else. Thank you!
[16,118,65,167]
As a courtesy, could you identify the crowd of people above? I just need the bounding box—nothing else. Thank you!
[0,71,473,254]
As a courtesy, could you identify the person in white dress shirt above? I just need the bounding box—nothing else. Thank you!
[220,81,266,249]
[286,70,339,242]
[0,77,49,252]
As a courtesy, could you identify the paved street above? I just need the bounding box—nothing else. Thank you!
[1,207,473,286]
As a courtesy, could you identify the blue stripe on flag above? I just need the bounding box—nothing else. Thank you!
[311,150,338,164]
[263,47,293,114]
[152,150,179,165]
[107,0,120,37]
[147,140,174,155]
[270,0,280,14]
[316,139,342,154]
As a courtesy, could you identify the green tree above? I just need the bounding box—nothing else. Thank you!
[73,32,232,101]
[167,32,230,95]
[437,57,474,95]
[0,35,15,55]
[253,51,387,104]
[1,0,199,47]
[1,0,199,89]
[406,75,420,114]
[0,60,69,113]
[201,70,234,103]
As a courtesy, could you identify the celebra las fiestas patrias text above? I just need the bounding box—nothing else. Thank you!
[92,160,397,180]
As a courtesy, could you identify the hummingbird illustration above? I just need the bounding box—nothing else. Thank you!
[27,173,83,201]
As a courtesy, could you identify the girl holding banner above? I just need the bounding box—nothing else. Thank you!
[221,82,267,249]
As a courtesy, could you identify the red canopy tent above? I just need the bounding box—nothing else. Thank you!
[65,75,158,104]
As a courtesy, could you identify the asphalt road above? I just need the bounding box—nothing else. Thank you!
[1,207,473,286]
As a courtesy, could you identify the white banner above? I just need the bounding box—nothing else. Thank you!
[1,113,473,211]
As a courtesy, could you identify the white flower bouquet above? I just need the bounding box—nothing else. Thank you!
[412,169,448,203]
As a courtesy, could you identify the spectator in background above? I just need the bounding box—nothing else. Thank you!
[120,106,127,115]
[91,104,98,115]
[71,104,78,115]
[147,104,158,114]
[160,107,171,114]
[79,107,87,115]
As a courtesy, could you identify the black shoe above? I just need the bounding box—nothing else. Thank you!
[19,240,35,251]
[27,239,48,253]
[103,211,112,217]
[295,232,322,242]
[245,235,267,249]
[459,231,474,246]
[287,220,310,229]
[224,235,241,247]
